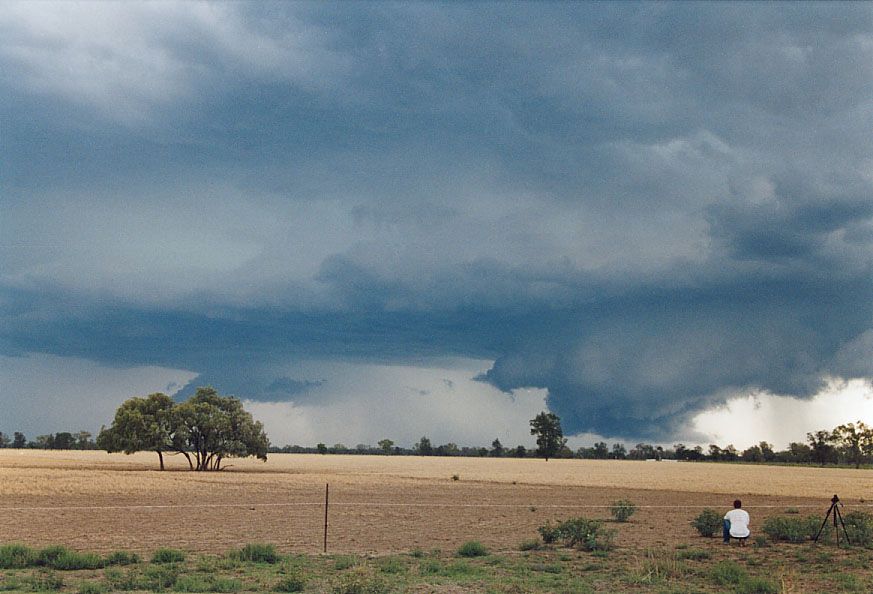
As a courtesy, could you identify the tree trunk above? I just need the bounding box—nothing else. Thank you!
[157,450,164,471]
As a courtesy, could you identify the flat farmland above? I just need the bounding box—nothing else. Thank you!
[1,450,871,555]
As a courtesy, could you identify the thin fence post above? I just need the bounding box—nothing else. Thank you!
[323,483,329,553]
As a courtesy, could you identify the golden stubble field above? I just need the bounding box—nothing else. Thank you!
[1,450,871,554]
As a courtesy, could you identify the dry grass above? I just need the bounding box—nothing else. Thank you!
[1,450,870,554]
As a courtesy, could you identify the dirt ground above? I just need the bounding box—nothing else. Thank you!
[1,450,870,554]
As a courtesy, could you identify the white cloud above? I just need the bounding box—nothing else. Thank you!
[245,359,550,448]
[691,379,873,449]
[0,1,348,123]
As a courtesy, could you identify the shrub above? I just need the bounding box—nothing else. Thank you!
[274,575,306,593]
[229,543,280,564]
[376,556,405,574]
[77,581,108,594]
[762,515,821,543]
[37,547,104,570]
[736,577,778,594]
[519,539,540,551]
[710,560,746,586]
[552,517,615,551]
[409,548,424,558]
[0,544,35,568]
[610,499,636,522]
[537,521,561,544]
[140,564,179,591]
[753,535,769,548]
[843,511,873,547]
[457,541,488,557]
[105,551,141,566]
[151,548,186,564]
[691,509,722,537]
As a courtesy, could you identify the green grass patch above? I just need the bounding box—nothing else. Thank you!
[457,541,488,557]
[151,548,186,564]
[0,544,36,569]
[228,543,281,564]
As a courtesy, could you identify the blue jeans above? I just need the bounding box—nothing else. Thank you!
[723,519,731,543]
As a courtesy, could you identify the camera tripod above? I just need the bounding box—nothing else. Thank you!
[814,494,850,545]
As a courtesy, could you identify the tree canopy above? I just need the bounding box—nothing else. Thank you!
[97,387,269,471]
[530,411,565,461]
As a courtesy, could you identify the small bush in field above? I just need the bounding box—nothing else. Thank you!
[691,509,722,537]
[456,541,488,557]
[537,521,561,544]
[0,544,35,568]
[151,548,186,564]
[610,499,637,522]
[229,543,280,564]
[762,515,821,543]
[105,551,140,566]
[331,567,389,594]
[27,569,63,591]
[37,547,104,570]
[843,511,873,547]
[519,539,541,551]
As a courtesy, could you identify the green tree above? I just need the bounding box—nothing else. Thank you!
[807,430,838,466]
[491,438,504,457]
[611,443,627,459]
[173,387,269,471]
[415,436,433,456]
[316,443,328,454]
[833,421,873,468]
[529,411,565,461]
[378,439,394,455]
[97,393,178,470]
[12,432,26,449]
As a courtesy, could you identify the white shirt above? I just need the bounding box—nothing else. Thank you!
[724,508,750,538]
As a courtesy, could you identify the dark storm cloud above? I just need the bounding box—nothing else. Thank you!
[2,2,873,439]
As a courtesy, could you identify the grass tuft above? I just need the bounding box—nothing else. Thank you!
[457,541,488,557]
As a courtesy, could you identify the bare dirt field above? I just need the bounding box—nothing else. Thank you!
[1,450,871,555]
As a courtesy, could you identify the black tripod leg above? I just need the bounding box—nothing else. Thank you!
[815,504,834,543]
[835,506,850,545]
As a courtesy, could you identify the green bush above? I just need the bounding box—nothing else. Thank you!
[274,575,306,592]
[518,539,541,551]
[151,548,186,564]
[762,515,821,543]
[140,564,179,591]
[690,509,722,537]
[0,544,36,568]
[609,499,637,522]
[36,546,104,570]
[229,543,280,564]
[552,517,615,551]
[710,560,746,586]
[537,521,561,544]
[843,511,873,547]
[105,551,140,566]
[736,577,778,594]
[456,541,488,557]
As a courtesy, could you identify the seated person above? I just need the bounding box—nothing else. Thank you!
[723,499,750,544]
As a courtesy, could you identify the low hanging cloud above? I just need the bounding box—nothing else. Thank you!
[2,3,873,442]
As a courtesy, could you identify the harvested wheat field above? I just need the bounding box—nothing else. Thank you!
[1,450,870,554]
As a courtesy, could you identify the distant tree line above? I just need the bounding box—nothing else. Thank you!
[0,431,98,450]
[5,408,873,468]
[269,420,873,468]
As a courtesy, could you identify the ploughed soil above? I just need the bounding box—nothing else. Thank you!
[1,451,869,554]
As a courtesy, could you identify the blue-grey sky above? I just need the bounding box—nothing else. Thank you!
[2,2,873,447]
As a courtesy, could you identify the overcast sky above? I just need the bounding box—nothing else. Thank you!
[2,2,873,449]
